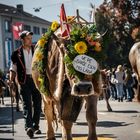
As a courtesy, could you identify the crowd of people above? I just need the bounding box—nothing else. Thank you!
[103,64,137,102]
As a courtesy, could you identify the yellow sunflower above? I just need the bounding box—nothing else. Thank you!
[74,41,87,54]
[35,51,44,61]
[51,21,59,31]
[37,38,46,47]
[38,77,43,85]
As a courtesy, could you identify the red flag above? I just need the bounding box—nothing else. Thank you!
[12,22,23,40]
[60,4,70,37]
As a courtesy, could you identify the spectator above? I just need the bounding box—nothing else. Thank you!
[115,65,125,102]
[9,30,42,138]
[124,68,134,102]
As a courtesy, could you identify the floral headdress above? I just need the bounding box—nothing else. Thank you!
[64,24,106,79]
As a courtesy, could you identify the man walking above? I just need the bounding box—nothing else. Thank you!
[9,31,42,138]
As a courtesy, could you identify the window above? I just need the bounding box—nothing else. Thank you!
[5,38,12,68]
[23,25,31,31]
[5,20,11,32]
[42,28,47,34]
[33,26,40,35]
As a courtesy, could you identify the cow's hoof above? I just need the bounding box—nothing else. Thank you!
[46,137,56,140]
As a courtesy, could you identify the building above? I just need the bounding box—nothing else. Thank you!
[0,3,51,72]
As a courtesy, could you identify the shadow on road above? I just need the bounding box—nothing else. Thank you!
[75,120,133,128]
[112,110,140,113]
[0,138,14,140]
[98,134,117,139]
[75,122,87,126]
[72,133,88,137]
[0,106,23,125]
[97,121,134,127]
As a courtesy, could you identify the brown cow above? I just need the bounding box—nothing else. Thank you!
[129,42,140,102]
[32,21,109,140]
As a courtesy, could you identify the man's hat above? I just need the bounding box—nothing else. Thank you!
[19,30,33,39]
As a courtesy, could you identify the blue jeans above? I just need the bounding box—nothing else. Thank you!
[116,83,124,99]
[126,86,133,100]
[20,76,41,130]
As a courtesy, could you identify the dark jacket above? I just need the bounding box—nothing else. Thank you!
[11,45,34,84]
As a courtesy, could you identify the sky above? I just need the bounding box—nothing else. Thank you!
[0,0,104,22]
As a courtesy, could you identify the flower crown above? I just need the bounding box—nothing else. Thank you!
[64,24,106,79]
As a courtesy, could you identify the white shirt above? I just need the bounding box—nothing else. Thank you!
[23,48,32,74]
[10,48,32,74]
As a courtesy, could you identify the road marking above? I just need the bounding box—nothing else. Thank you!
[73,137,114,140]
[98,112,107,115]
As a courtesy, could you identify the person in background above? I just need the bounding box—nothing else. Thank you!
[124,68,134,102]
[110,67,117,100]
[9,31,42,138]
[115,65,125,102]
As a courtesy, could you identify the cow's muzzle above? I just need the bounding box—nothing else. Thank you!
[71,81,94,97]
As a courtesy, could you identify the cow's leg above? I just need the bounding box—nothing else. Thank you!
[85,95,98,140]
[43,97,56,140]
[1,95,4,105]
[61,120,73,140]
[103,89,112,112]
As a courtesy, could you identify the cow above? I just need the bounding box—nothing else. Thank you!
[31,19,110,140]
[129,42,140,102]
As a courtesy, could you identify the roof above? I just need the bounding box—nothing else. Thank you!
[0,3,51,25]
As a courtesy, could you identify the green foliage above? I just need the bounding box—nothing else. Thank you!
[92,0,140,67]
[64,24,107,80]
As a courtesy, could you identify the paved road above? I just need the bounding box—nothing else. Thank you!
[0,97,140,140]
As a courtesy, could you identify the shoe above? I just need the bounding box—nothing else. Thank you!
[34,129,41,134]
[27,128,34,138]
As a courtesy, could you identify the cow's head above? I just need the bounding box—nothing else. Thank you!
[56,24,104,97]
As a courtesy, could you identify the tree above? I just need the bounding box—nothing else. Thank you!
[90,0,140,67]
